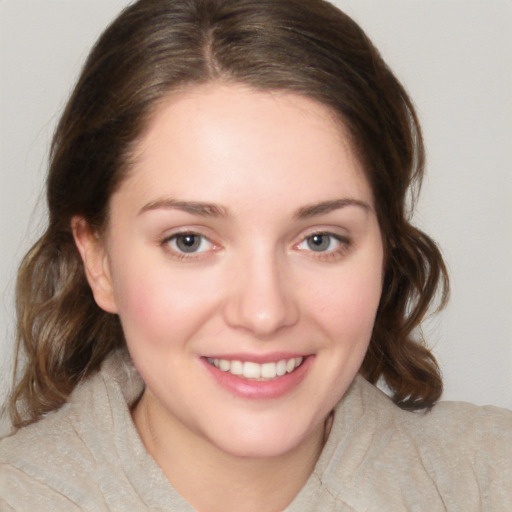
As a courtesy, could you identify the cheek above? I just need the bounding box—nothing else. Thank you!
[108,254,220,347]
[304,260,383,338]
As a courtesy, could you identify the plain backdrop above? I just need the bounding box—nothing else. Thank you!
[1,0,511,435]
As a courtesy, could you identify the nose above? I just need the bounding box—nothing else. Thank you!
[222,251,299,338]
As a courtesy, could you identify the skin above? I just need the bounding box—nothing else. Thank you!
[73,83,384,512]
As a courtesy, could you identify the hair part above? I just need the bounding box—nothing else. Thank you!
[10,0,448,427]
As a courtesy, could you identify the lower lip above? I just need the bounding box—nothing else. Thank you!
[202,356,313,400]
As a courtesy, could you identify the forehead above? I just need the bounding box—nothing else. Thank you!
[118,83,372,210]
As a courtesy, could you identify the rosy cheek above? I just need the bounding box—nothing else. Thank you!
[307,271,381,331]
[110,262,162,324]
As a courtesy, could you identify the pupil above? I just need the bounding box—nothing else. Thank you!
[177,235,200,252]
[308,234,329,252]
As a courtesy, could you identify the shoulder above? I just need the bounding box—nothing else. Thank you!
[399,394,512,454]
[0,352,141,510]
[354,374,512,451]
[1,398,86,464]
[398,393,512,510]
[400,393,512,506]
[0,350,141,474]
[317,376,512,511]
[0,352,181,511]
[0,374,111,510]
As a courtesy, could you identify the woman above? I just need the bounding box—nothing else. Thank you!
[1,0,510,510]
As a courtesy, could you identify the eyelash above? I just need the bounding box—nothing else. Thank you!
[161,231,216,260]
[160,230,351,261]
[295,232,351,261]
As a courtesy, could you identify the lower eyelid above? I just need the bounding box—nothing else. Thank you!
[161,232,216,255]
[294,233,352,261]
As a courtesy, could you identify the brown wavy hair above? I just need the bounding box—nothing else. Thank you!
[9,0,448,428]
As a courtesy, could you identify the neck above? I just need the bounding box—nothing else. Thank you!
[132,392,327,512]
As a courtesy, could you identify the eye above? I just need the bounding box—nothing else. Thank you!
[297,232,343,253]
[294,231,351,261]
[165,233,213,254]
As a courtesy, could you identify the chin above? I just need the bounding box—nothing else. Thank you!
[214,434,302,460]
[204,413,323,460]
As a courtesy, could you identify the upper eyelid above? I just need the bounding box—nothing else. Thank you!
[293,233,351,263]
[160,227,215,242]
[164,231,209,241]
[296,232,348,246]
[160,230,215,251]
[170,232,212,246]
[294,227,350,242]
[161,232,219,260]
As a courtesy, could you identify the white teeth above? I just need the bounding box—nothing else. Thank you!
[243,361,261,379]
[276,360,287,377]
[261,362,276,379]
[230,360,243,375]
[207,356,304,381]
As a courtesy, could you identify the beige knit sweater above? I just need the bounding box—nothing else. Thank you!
[1,351,511,511]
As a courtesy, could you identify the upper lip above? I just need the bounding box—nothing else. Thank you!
[202,352,310,364]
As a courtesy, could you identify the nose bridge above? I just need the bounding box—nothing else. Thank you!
[223,244,299,337]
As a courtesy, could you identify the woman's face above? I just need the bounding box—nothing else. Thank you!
[86,84,384,458]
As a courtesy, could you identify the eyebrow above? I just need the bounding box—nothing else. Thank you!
[139,197,370,219]
[293,198,371,219]
[139,198,228,217]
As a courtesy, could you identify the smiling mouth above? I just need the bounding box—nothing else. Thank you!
[205,357,304,381]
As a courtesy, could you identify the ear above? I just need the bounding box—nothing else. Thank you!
[71,216,118,314]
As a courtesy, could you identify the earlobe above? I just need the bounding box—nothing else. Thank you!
[71,216,118,314]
